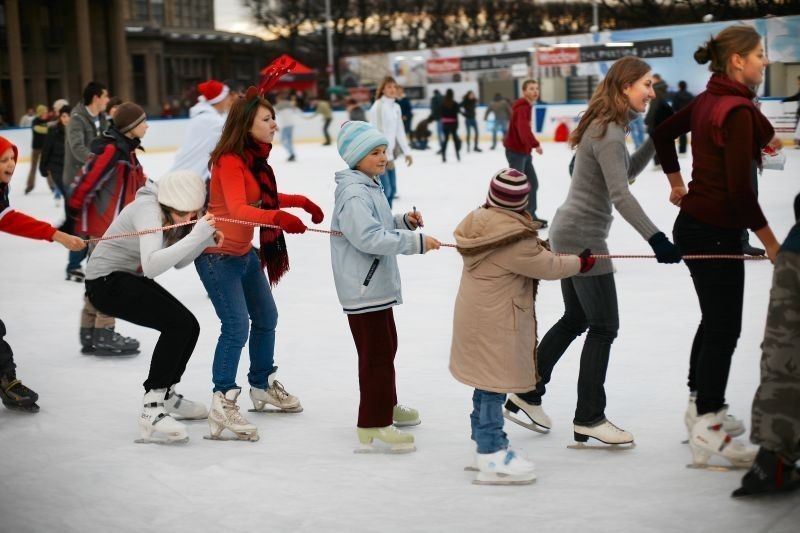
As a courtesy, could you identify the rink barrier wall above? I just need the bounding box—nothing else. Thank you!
[2,99,794,161]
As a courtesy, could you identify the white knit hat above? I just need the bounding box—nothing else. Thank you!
[157,170,206,212]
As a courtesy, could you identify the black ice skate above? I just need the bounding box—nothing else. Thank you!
[732,448,800,498]
[66,267,85,282]
[0,372,40,413]
[91,327,140,357]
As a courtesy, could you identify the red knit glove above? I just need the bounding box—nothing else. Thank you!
[272,211,307,234]
[579,249,595,273]
[302,198,324,224]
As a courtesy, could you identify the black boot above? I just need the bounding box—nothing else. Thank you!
[80,327,95,354]
[0,371,39,413]
[732,447,800,497]
[93,327,141,357]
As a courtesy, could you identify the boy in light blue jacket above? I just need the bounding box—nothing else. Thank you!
[331,121,441,452]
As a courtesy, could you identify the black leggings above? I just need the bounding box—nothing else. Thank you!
[85,272,200,391]
[0,319,15,377]
[674,211,744,415]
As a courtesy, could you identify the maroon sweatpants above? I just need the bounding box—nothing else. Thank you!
[347,308,398,428]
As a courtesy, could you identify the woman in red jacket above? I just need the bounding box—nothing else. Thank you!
[653,26,780,469]
[0,136,85,412]
[195,88,324,441]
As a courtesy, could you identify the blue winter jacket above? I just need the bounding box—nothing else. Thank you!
[330,168,426,314]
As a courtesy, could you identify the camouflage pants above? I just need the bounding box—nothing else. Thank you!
[750,251,800,462]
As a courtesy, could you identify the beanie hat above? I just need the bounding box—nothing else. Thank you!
[486,167,531,213]
[197,80,230,105]
[36,105,48,116]
[0,136,19,162]
[53,98,69,114]
[157,170,206,212]
[114,102,147,134]
[336,121,389,169]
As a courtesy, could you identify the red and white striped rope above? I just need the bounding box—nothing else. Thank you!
[84,218,769,261]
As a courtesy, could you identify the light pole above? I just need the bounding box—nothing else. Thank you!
[325,0,336,87]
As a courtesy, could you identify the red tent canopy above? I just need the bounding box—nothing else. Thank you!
[262,54,317,92]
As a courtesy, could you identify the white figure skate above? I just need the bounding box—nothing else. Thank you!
[569,419,635,450]
[205,389,259,442]
[249,374,302,413]
[165,385,208,420]
[688,411,757,471]
[136,389,189,444]
[503,393,552,434]
[473,449,536,485]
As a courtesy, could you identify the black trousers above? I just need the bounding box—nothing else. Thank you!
[0,319,15,377]
[85,272,200,391]
[674,211,744,415]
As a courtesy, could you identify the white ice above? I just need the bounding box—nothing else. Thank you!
[1,140,798,532]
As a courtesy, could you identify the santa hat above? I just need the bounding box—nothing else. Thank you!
[0,136,19,162]
[197,80,230,105]
[485,167,531,213]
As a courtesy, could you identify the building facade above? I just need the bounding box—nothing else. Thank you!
[0,0,277,124]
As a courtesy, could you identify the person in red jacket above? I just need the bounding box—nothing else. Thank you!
[653,25,781,469]
[67,102,149,357]
[504,79,547,227]
[0,136,85,412]
[195,87,325,441]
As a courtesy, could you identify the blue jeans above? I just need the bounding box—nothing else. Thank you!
[491,120,508,148]
[280,126,295,158]
[465,117,479,148]
[67,247,86,272]
[629,115,646,149]
[378,167,397,207]
[470,389,508,454]
[195,250,278,392]
[505,149,539,219]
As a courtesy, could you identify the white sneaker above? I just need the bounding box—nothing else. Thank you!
[504,393,552,433]
[164,385,208,420]
[250,374,302,413]
[474,449,536,485]
[207,389,259,441]
[137,389,188,444]
[685,395,745,437]
[689,410,757,468]
[573,419,634,445]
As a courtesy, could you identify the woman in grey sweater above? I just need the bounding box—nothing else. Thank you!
[85,170,222,444]
[503,57,682,446]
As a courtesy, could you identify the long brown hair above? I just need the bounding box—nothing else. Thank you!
[209,95,275,166]
[160,204,194,246]
[694,25,762,77]
[569,56,651,148]
[375,76,397,100]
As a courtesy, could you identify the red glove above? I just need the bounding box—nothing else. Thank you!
[579,248,595,273]
[272,211,307,234]
[302,198,324,224]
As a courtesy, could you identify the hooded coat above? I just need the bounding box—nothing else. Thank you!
[449,207,580,393]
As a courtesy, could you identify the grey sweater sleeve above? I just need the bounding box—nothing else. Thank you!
[627,137,655,179]
[594,130,660,241]
[137,214,216,278]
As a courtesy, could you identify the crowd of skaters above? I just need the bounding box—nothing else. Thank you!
[0,24,799,496]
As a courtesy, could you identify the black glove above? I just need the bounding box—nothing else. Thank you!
[579,248,595,273]
[648,232,682,264]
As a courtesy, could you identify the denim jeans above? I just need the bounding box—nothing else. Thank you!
[280,126,295,158]
[674,211,744,415]
[505,149,539,219]
[470,389,508,454]
[520,274,619,426]
[378,167,397,207]
[629,115,646,149]
[67,246,87,272]
[491,120,508,148]
[195,249,278,392]
[465,117,479,149]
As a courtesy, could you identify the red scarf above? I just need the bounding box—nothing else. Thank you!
[705,75,774,165]
[242,136,289,286]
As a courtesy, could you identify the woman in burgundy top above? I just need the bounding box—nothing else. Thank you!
[653,26,781,469]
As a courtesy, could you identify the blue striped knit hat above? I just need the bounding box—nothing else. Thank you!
[485,167,531,212]
[336,121,389,169]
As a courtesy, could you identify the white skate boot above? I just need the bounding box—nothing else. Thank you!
[688,410,757,470]
[571,419,634,449]
[205,389,259,442]
[503,394,552,433]
[136,389,189,444]
[164,385,208,420]
[684,395,745,438]
[355,426,416,454]
[249,373,302,413]
[473,449,536,485]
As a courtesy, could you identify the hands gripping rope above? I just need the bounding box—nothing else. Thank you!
[84,217,770,261]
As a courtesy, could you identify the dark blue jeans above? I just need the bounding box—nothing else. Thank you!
[521,274,619,426]
[195,249,278,392]
[505,148,539,219]
[470,389,508,454]
[674,211,744,415]
[465,117,479,149]
[379,166,397,207]
[491,120,508,149]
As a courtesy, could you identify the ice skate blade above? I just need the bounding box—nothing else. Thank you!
[503,410,550,434]
[91,349,141,358]
[686,462,750,472]
[464,466,478,472]
[203,433,259,442]
[354,443,416,454]
[134,436,189,445]
[392,419,421,428]
[2,402,40,413]
[472,471,536,485]
[568,442,635,450]
[247,406,303,414]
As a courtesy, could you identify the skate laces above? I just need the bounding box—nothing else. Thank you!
[395,404,414,415]
[223,397,248,424]
[270,380,290,400]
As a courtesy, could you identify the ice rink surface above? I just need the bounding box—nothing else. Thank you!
[2,139,799,532]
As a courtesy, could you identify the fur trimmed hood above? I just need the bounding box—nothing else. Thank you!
[454,207,541,263]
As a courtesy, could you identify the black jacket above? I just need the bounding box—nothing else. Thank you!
[39,124,66,182]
